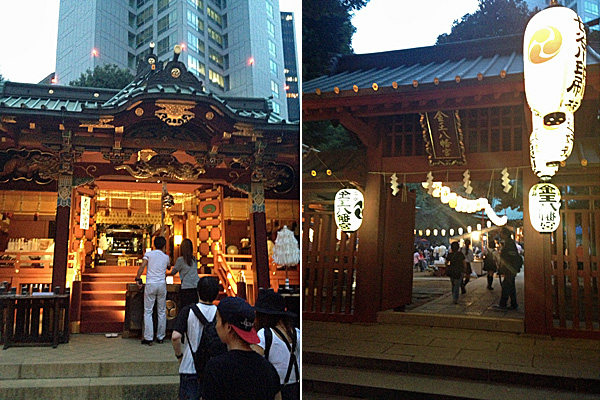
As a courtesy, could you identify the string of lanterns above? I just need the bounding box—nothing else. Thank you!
[414,221,493,238]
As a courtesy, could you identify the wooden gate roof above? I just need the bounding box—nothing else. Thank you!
[303,34,600,97]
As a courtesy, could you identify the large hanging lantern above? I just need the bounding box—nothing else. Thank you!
[524,6,586,119]
[334,188,364,232]
[529,182,561,232]
[529,111,574,179]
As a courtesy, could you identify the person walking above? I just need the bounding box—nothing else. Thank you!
[482,240,498,290]
[446,241,466,304]
[202,296,282,400]
[135,235,170,345]
[171,276,220,400]
[461,238,474,294]
[168,238,200,308]
[495,227,522,310]
[252,289,300,400]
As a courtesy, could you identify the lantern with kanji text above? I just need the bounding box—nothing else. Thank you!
[529,182,561,233]
[334,188,364,232]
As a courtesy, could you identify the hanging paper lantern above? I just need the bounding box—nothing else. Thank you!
[418,230,423,236]
[458,227,464,235]
[440,186,451,203]
[449,228,455,236]
[426,229,431,236]
[441,229,446,236]
[487,221,492,228]
[529,182,561,232]
[334,188,364,232]
[530,129,560,179]
[524,6,586,119]
[477,224,482,231]
[467,226,472,233]
[530,111,574,179]
[433,229,438,236]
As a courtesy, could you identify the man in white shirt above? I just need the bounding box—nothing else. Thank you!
[135,236,170,345]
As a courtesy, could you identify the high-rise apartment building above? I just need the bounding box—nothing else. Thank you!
[55,0,290,120]
[280,12,299,122]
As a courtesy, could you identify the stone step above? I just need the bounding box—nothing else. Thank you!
[0,356,179,399]
[305,351,600,397]
[81,300,126,310]
[304,363,600,400]
[377,310,524,333]
[81,281,129,292]
[88,265,140,274]
[81,290,125,301]
[80,309,125,321]
[1,359,178,380]
[0,375,179,400]
[82,273,136,282]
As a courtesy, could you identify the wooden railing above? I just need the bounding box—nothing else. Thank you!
[0,251,79,293]
[213,252,255,302]
[0,293,70,349]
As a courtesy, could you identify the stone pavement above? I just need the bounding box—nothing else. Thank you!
[0,334,179,399]
[410,269,524,318]
[304,270,600,399]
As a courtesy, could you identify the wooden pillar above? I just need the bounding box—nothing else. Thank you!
[521,105,551,335]
[250,181,270,292]
[52,174,73,294]
[353,171,387,322]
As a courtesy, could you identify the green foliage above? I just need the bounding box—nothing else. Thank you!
[303,0,370,81]
[69,64,134,89]
[436,0,533,44]
[303,120,362,151]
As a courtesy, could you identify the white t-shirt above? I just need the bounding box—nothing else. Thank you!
[178,303,218,374]
[257,327,300,385]
[462,246,475,263]
[143,249,170,285]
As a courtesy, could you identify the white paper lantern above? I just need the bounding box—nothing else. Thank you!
[529,182,562,232]
[524,6,586,119]
[334,188,364,232]
[530,129,560,179]
[529,111,574,178]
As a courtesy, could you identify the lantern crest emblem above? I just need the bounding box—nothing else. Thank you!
[528,26,562,64]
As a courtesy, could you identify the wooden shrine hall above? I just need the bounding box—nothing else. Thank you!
[303,33,600,339]
[0,46,299,334]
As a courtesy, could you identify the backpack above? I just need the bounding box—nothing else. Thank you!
[483,250,496,272]
[264,327,299,385]
[186,304,227,377]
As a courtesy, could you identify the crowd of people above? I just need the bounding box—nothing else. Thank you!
[414,228,524,309]
[134,235,300,400]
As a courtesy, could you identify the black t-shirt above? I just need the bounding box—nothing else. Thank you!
[446,251,465,278]
[202,350,281,400]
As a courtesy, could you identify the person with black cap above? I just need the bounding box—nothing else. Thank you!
[252,289,300,400]
[201,296,282,400]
